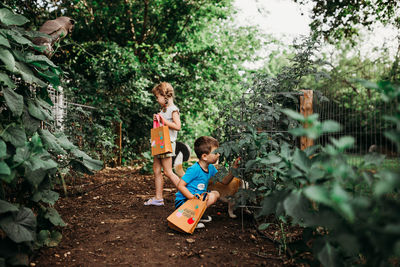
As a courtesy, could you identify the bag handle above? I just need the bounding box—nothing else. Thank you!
[194,193,208,202]
[153,114,164,128]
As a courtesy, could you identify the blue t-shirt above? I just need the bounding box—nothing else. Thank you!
[175,162,218,201]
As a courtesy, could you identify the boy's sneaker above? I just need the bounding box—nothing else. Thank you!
[144,197,164,206]
[196,222,205,229]
[199,215,212,223]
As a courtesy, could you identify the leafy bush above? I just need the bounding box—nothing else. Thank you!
[0,6,102,265]
[215,38,400,265]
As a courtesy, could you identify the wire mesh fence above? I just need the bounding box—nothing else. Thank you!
[314,88,399,169]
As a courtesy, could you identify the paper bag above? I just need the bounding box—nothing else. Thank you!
[151,114,172,156]
[167,195,207,234]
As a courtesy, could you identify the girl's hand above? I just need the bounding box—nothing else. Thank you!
[158,114,166,124]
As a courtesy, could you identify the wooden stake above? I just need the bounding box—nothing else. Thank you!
[300,90,314,150]
[114,121,122,166]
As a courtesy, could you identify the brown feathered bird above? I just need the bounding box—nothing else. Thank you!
[33,16,75,57]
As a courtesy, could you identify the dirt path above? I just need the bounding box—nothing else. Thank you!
[33,167,284,266]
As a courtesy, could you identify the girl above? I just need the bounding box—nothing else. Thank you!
[144,82,181,206]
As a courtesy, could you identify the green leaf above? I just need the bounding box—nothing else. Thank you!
[258,223,270,231]
[72,149,103,171]
[0,199,18,214]
[25,168,47,188]
[321,120,341,133]
[36,68,60,86]
[282,109,305,122]
[54,132,76,150]
[303,185,331,206]
[15,61,46,87]
[363,153,385,166]
[32,190,59,205]
[37,230,62,247]
[292,148,311,172]
[0,48,15,71]
[0,139,6,159]
[3,87,23,117]
[2,124,26,147]
[330,136,354,151]
[0,33,10,48]
[0,72,16,88]
[0,207,36,243]
[39,129,66,155]
[0,161,10,175]
[0,8,29,26]
[374,171,399,196]
[44,207,66,227]
[27,99,52,121]
[317,242,338,267]
[25,54,58,68]
[0,169,16,183]
[10,34,31,46]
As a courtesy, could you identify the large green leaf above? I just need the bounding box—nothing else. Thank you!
[27,99,52,121]
[0,161,10,176]
[39,129,66,155]
[3,87,23,117]
[282,109,305,122]
[72,149,103,171]
[54,132,76,150]
[36,69,60,87]
[25,168,46,188]
[22,109,40,135]
[303,185,331,206]
[0,139,6,159]
[0,208,36,243]
[0,33,10,48]
[317,242,338,267]
[292,148,311,172]
[2,124,26,147]
[0,48,15,71]
[44,207,66,227]
[0,9,29,26]
[32,190,59,205]
[0,72,16,88]
[0,199,18,214]
[14,61,46,87]
[25,54,58,68]
[330,136,354,151]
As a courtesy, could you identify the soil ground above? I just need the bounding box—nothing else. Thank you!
[33,166,288,266]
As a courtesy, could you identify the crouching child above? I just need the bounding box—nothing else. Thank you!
[175,136,239,229]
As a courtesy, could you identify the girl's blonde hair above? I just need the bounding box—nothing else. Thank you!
[152,82,175,99]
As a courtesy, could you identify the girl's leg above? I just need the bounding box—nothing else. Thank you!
[161,157,180,187]
[206,191,220,208]
[153,156,164,200]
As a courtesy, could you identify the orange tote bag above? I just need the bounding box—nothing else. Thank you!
[151,114,173,156]
[167,194,207,234]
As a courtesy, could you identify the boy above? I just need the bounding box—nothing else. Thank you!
[175,136,239,229]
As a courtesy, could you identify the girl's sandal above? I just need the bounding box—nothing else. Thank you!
[144,197,164,206]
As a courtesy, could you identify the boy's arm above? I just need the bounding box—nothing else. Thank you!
[177,179,195,199]
[221,157,241,185]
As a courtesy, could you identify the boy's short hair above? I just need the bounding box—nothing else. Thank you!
[152,82,175,98]
[194,136,219,159]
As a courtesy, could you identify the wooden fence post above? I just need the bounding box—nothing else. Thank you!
[114,121,122,166]
[300,90,314,150]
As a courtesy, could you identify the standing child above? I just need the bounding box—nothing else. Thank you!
[175,136,240,229]
[144,82,181,206]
